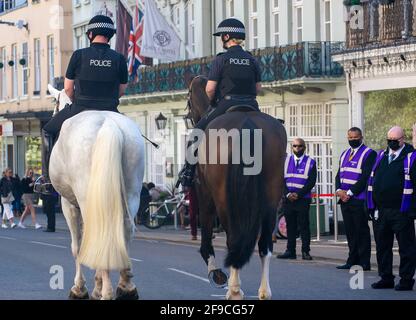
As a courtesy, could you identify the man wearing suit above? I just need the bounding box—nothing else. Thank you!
[277,138,317,260]
[367,126,416,291]
[335,127,376,271]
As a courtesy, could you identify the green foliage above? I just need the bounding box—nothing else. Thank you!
[364,88,416,150]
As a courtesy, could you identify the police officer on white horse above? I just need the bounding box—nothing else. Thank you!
[36,15,128,194]
[178,18,262,188]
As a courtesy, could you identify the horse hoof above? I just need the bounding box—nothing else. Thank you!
[258,290,272,300]
[68,287,89,300]
[90,289,102,300]
[115,287,139,300]
[208,269,228,288]
[226,288,244,300]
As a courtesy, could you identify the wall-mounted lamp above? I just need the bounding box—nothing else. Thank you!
[367,59,372,65]
[352,61,358,68]
[383,57,389,64]
[155,112,168,131]
[400,54,406,61]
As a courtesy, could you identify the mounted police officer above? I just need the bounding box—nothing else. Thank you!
[367,126,416,291]
[36,15,128,194]
[335,127,376,271]
[177,18,262,188]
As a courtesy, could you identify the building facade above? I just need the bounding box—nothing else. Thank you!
[0,0,73,176]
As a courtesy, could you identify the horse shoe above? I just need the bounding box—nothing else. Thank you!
[115,287,139,300]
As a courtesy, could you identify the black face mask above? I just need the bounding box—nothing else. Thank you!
[348,139,362,149]
[294,150,304,157]
[387,139,401,151]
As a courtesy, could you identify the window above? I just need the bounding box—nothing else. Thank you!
[324,0,331,41]
[187,0,195,53]
[22,43,28,96]
[226,0,234,17]
[11,44,17,98]
[271,0,279,46]
[0,47,6,101]
[75,25,87,49]
[48,35,55,87]
[295,6,303,42]
[34,38,41,95]
[1,0,27,13]
[171,4,180,26]
[249,0,258,49]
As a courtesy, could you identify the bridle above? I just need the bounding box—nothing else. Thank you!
[185,75,205,127]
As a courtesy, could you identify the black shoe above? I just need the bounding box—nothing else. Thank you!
[395,279,415,291]
[336,263,352,270]
[361,264,371,271]
[43,229,55,233]
[302,252,313,260]
[277,251,296,259]
[371,279,395,289]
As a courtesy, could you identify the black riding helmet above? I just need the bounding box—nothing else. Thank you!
[213,18,246,40]
[86,15,116,42]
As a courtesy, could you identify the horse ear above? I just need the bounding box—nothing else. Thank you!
[184,73,197,89]
[48,84,60,100]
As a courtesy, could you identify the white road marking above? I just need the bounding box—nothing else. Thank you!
[130,258,143,262]
[211,294,259,299]
[168,268,210,283]
[164,241,226,252]
[30,241,67,249]
[0,236,16,240]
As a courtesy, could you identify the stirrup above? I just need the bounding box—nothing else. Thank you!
[34,176,54,195]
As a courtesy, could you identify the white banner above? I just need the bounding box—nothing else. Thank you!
[141,0,181,61]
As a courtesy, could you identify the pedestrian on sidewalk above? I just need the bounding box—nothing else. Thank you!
[277,138,316,261]
[335,127,376,271]
[0,168,17,229]
[11,173,23,218]
[18,169,42,229]
[42,191,59,232]
[367,126,416,291]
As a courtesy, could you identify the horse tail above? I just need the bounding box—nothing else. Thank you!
[78,118,131,271]
[225,116,264,269]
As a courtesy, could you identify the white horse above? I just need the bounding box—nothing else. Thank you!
[47,84,145,300]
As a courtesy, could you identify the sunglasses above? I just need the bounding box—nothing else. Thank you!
[292,145,304,148]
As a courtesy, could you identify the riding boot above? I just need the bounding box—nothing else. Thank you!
[176,139,198,188]
[34,130,55,194]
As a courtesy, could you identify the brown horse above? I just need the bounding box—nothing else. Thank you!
[186,75,287,300]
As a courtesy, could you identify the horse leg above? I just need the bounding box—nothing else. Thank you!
[257,207,275,300]
[91,270,103,300]
[226,267,244,300]
[101,270,114,300]
[115,267,139,300]
[62,198,89,300]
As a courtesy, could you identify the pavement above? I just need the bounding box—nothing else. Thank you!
[30,210,404,269]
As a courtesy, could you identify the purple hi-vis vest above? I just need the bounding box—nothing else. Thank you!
[339,145,373,200]
[367,150,416,213]
[284,154,316,198]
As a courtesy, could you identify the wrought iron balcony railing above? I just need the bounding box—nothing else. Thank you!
[345,0,415,50]
[125,41,344,96]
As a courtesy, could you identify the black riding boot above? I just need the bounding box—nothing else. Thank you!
[34,130,55,194]
[176,139,198,188]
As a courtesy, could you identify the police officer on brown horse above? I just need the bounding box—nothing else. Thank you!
[36,15,128,194]
[178,18,262,188]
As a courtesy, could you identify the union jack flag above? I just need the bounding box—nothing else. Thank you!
[127,5,145,81]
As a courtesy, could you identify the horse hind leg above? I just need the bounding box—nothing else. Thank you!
[62,198,89,300]
[226,267,244,300]
[91,270,103,300]
[115,267,139,300]
[257,207,275,300]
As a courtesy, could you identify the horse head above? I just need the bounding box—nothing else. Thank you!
[48,84,72,115]
[185,75,210,126]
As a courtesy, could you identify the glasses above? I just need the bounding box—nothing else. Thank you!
[292,145,304,148]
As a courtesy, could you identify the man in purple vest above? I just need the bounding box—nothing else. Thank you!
[367,126,416,291]
[277,138,317,260]
[335,127,376,271]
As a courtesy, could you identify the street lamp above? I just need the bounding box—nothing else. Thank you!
[0,19,28,31]
[155,112,168,131]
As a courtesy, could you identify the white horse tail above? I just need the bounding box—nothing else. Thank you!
[78,118,130,271]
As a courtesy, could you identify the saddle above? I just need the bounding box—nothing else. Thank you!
[226,104,259,113]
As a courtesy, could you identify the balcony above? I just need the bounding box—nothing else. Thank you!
[344,0,416,51]
[125,42,344,96]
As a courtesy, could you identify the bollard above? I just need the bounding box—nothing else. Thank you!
[316,193,320,241]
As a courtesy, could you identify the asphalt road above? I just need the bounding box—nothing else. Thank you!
[0,228,415,300]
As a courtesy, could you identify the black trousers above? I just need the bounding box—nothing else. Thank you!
[340,202,371,266]
[283,198,311,253]
[43,196,57,231]
[373,208,416,282]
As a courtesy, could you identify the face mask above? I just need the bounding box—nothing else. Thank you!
[348,139,362,149]
[387,139,401,151]
[294,150,304,157]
